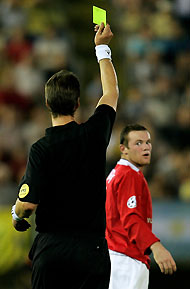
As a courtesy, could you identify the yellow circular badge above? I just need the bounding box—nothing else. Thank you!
[19,184,29,198]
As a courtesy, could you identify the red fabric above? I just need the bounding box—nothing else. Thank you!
[106,159,160,268]
[0,89,31,110]
[6,40,32,63]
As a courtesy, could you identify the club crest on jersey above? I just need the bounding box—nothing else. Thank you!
[127,196,137,209]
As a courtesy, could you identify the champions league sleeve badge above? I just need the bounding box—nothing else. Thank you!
[127,196,137,209]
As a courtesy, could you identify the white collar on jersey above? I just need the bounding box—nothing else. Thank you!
[117,159,139,172]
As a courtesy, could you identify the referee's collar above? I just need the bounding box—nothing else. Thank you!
[117,159,139,172]
[45,121,77,135]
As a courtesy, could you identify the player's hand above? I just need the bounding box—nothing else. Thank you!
[12,219,31,232]
[151,242,177,275]
[94,23,113,46]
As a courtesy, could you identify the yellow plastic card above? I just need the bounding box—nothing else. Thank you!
[93,6,106,25]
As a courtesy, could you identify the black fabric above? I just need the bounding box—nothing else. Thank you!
[18,104,115,289]
[18,104,115,235]
[29,232,111,289]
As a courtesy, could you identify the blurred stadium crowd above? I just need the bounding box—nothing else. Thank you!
[0,0,189,287]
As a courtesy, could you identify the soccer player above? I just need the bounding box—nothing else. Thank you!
[11,23,119,289]
[106,124,177,289]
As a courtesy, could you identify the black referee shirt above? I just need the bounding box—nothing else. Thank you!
[18,104,116,236]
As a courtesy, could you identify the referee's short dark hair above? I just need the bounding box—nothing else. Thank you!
[45,70,80,117]
[120,124,148,147]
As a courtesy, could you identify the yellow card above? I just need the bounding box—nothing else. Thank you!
[93,6,106,25]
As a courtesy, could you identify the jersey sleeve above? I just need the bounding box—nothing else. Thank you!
[117,171,159,255]
[18,143,47,204]
[84,104,116,146]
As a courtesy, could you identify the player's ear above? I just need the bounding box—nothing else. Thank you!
[119,144,128,155]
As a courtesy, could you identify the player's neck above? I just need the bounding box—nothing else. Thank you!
[51,115,75,126]
[121,156,145,172]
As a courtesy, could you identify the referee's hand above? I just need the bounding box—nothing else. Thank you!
[150,242,177,275]
[12,219,31,232]
[94,23,113,46]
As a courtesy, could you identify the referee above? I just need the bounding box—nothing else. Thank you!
[11,23,119,289]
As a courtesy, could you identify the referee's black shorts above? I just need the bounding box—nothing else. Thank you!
[29,232,111,289]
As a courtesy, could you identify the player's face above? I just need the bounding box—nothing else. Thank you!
[120,130,152,169]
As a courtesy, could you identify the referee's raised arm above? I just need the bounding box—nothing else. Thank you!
[94,23,119,111]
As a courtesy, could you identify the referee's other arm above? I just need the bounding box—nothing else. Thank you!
[12,199,37,231]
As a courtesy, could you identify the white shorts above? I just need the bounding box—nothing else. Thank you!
[108,250,149,289]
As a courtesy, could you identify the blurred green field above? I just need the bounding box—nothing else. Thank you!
[0,207,31,275]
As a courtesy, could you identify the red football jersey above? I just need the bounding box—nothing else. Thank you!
[106,159,160,268]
